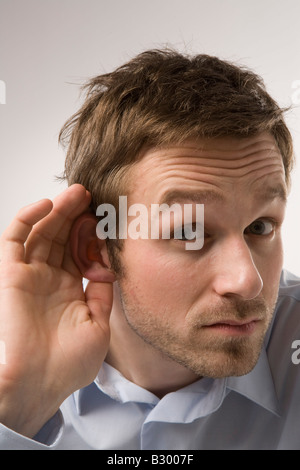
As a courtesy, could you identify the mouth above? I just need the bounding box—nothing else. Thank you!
[202,319,261,336]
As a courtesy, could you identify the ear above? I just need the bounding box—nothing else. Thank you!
[70,213,116,283]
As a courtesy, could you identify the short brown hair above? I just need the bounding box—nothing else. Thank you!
[59,49,294,265]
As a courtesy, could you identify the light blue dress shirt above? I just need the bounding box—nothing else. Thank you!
[0,270,300,450]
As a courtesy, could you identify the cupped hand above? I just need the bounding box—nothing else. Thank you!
[0,184,113,437]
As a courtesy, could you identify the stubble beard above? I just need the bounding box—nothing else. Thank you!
[117,284,277,379]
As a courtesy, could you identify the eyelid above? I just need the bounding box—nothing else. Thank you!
[245,217,278,236]
[170,216,280,243]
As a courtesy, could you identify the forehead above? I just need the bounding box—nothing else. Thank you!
[128,133,287,203]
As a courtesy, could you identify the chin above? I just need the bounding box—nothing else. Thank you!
[166,335,264,379]
[186,346,262,379]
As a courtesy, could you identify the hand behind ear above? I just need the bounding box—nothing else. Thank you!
[0,185,114,438]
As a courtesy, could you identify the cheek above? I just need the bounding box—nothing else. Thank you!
[120,241,202,312]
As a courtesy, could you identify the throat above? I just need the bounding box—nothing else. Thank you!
[105,329,201,399]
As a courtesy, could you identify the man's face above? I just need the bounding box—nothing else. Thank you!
[114,132,287,378]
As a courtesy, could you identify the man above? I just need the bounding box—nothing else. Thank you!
[0,49,299,450]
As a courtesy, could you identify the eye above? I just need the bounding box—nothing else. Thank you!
[245,219,275,236]
[172,225,189,241]
[172,223,201,241]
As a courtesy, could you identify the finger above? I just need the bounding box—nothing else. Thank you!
[0,199,53,263]
[59,239,81,277]
[25,185,91,263]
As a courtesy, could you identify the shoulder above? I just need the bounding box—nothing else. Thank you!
[266,270,300,395]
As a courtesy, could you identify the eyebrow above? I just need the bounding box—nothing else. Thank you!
[159,184,287,206]
[254,184,287,203]
[160,189,225,206]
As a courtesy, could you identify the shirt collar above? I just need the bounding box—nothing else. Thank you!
[226,346,280,417]
[74,346,280,418]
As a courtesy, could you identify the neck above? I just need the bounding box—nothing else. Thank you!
[105,286,200,399]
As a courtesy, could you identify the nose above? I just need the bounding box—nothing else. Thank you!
[212,236,263,300]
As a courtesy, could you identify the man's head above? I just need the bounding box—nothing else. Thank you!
[64,49,293,382]
[61,49,293,270]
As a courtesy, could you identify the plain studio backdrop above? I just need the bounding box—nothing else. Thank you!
[0,0,300,275]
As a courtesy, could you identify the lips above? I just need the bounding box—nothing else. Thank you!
[211,319,258,326]
[202,319,260,335]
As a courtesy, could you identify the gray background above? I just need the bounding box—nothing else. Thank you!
[1,0,300,274]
